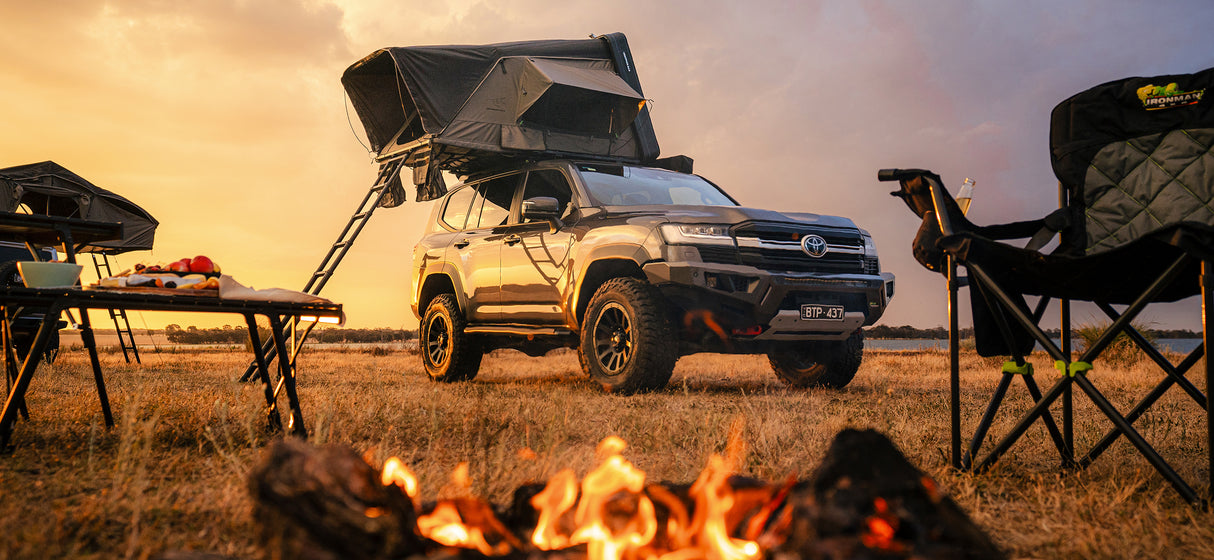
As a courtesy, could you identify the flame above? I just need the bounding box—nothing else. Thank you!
[531,469,579,550]
[672,454,761,560]
[379,435,771,560]
[381,457,418,499]
[569,437,658,560]
[417,502,511,555]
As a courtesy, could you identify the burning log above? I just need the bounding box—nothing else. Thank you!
[246,438,421,560]
[246,430,1003,560]
[776,429,1004,559]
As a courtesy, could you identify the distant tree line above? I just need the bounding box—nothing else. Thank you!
[865,324,1200,340]
[164,325,416,344]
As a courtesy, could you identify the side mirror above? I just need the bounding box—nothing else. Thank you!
[522,196,563,227]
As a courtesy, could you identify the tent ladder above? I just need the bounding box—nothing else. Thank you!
[238,158,406,382]
[90,254,141,364]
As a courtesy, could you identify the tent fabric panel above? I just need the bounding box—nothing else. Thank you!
[526,58,642,101]
[501,125,545,151]
[598,32,659,162]
[341,53,418,154]
[437,120,504,152]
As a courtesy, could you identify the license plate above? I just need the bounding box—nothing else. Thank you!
[800,304,844,321]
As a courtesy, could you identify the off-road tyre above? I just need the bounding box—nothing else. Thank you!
[578,278,678,394]
[420,294,482,382]
[767,330,864,389]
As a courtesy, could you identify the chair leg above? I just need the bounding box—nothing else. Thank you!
[975,376,1072,473]
[1061,298,1074,464]
[948,257,962,470]
[966,372,1013,469]
[1079,347,1205,468]
[1072,372,1201,505]
[1203,260,1213,503]
[1097,302,1206,407]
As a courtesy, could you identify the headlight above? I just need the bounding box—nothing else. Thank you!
[860,230,878,259]
[659,224,733,245]
[860,230,880,273]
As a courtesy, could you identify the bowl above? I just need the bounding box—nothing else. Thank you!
[17,261,83,288]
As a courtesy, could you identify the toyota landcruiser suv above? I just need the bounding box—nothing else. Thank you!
[412,159,894,392]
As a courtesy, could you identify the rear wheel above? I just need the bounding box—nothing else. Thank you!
[420,294,481,382]
[579,278,677,393]
[768,331,864,389]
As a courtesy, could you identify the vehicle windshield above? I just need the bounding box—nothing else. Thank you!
[577,164,737,207]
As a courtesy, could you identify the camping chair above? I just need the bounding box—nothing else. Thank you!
[880,66,1214,505]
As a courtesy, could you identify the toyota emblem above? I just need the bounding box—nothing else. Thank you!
[801,234,829,258]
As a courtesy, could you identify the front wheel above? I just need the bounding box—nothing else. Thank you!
[578,278,678,394]
[768,331,863,389]
[420,294,481,382]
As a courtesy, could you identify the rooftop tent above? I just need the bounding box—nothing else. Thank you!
[0,161,158,253]
[341,33,661,202]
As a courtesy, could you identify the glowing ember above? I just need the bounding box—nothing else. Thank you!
[861,497,904,552]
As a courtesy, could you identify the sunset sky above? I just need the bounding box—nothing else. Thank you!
[3,1,1213,331]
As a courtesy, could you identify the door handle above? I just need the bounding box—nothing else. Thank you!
[453,239,470,249]
[503,234,522,246]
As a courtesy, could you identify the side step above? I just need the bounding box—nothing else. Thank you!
[464,325,574,336]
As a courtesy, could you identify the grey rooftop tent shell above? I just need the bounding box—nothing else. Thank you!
[342,33,661,203]
[0,161,158,253]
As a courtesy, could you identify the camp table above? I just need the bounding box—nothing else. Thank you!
[0,286,342,449]
[0,211,342,450]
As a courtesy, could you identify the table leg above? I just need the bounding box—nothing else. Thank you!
[2,306,28,421]
[77,309,113,428]
[244,314,283,432]
[0,310,60,450]
[267,315,306,438]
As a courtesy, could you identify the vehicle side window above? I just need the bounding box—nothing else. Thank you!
[440,186,477,230]
[469,174,518,229]
[522,170,574,223]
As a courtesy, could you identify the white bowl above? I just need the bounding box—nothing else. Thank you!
[17,261,83,288]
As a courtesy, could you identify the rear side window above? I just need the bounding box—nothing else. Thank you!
[468,174,519,229]
[440,186,477,230]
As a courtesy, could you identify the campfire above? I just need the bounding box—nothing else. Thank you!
[247,429,1004,560]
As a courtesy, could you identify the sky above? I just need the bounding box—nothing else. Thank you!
[2,0,1213,331]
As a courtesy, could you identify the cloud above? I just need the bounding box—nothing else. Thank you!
[2,0,1212,330]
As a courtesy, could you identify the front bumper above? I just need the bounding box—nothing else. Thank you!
[642,260,894,342]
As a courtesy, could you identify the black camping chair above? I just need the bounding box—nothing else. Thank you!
[881,66,1214,505]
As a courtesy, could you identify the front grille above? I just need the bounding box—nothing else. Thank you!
[729,222,866,274]
[737,247,864,273]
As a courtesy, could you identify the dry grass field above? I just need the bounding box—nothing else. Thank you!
[0,345,1211,559]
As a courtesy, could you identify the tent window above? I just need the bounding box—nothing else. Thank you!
[520,85,633,137]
